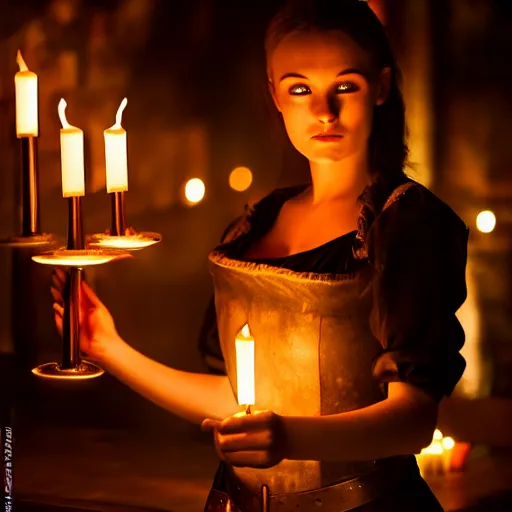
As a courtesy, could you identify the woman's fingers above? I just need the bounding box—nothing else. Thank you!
[81,280,103,309]
[53,302,63,335]
[201,419,221,432]
[53,302,64,317]
[52,268,67,288]
[50,284,63,305]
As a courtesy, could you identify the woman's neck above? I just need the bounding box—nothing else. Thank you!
[308,150,372,206]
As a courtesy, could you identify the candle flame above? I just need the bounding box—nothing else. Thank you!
[241,324,250,337]
[16,50,29,72]
[112,98,128,129]
[58,99,72,129]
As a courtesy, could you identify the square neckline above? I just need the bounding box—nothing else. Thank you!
[240,184,358,263]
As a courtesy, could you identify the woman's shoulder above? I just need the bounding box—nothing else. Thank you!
[381,179,468,235]
[220,184,309,245]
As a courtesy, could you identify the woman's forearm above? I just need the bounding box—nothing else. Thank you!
[283,383,437,462]
[98,338,240,424]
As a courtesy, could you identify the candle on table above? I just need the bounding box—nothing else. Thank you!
[104,98,128,193]
[58,99,85,198]
[235,324,255,414]
[15,50,38,138]
[415,429,455,477]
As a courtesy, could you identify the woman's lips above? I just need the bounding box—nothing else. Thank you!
[311,134,343,142]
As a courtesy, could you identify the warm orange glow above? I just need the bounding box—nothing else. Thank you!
[415,428,455,476]
[88,232,161,250]
[15,50,38,137]
[184,178,205,204]
[32,248,128,267]
[32,367,104,380]
[235,324,255,407]
[229,166,253,192]
[105,98,128,193]
[442,437,455,450]
[58,99,85,197]
[476,210,496,233]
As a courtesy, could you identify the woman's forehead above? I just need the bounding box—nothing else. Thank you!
[268,30,372,80]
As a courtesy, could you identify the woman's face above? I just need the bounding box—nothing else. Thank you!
[268,30,389,165]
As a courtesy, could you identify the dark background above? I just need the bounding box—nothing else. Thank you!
[0,1,511,510]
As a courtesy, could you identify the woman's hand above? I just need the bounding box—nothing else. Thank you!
[202,410,288,469]
[51,268,122,363]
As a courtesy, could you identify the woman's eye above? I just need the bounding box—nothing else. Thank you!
[288,84,311,96]
[336,82,358,94]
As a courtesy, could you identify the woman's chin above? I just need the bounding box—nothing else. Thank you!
[305,149,349,165]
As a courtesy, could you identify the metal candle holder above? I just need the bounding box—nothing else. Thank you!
[111,191,126,236]
[32,196,106,379]
[0,136,55,247]
[88,190,161,251]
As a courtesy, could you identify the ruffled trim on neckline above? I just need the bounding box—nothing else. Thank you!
[208,250,367,283]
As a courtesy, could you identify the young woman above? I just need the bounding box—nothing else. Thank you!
[52,1,469,510]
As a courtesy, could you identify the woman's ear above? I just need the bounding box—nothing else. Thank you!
[269,78,282,112]
[375,67,391,106]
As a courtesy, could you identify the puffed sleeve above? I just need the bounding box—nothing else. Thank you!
[369,184,469,402]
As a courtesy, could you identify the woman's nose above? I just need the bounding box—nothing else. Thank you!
[313,94,340,124]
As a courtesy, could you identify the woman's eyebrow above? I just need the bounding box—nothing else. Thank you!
[279,72,308,82]
[336,67,365,77]
[279,68,366,82]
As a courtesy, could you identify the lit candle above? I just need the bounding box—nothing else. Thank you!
[58,99,85,197]
[415,429,455,477]
[235,324,255,411]
[15,50,38,137]
[104,98,128,193]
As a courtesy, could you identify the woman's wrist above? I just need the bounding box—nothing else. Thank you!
[91,333,128,369]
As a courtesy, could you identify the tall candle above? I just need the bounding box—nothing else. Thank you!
[58,99,85,197]
[15,50,38,137]
[235,324,255,408]
[104,98,128,193]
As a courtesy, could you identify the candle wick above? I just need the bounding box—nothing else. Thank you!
[246,405,252,415]
[113,98,128,129]
[58,99,72,129]
[16,50,29,72]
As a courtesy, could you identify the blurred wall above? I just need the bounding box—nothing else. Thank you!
[1,0,511,441]
[0,0,291,437]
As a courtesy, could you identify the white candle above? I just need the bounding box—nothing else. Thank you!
[235,324,255,408]
[15,50,38,137]
[58,99,85,197]
[415,429,455,477]
[104,98,128,193]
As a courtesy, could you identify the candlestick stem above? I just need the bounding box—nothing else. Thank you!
[67,196,84,250]
[20,136,40,236]
[62,196,84,370]
[111,191,126,236]
[61,267,82,370]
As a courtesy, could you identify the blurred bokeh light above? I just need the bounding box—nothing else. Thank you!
[476,210,496,233]
[184,177,205,204]
[229,166,253,192]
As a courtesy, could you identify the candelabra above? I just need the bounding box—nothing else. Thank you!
[0,136,55,247]
[88,190,161,251]
[31,195,127,379]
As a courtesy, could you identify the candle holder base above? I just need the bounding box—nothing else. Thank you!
[0,233,56,247]
[32,247,130,267]
[32,360,104,380]
[87,230,162,251]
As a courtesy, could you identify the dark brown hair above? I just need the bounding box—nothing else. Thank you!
[265,0,409,255]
